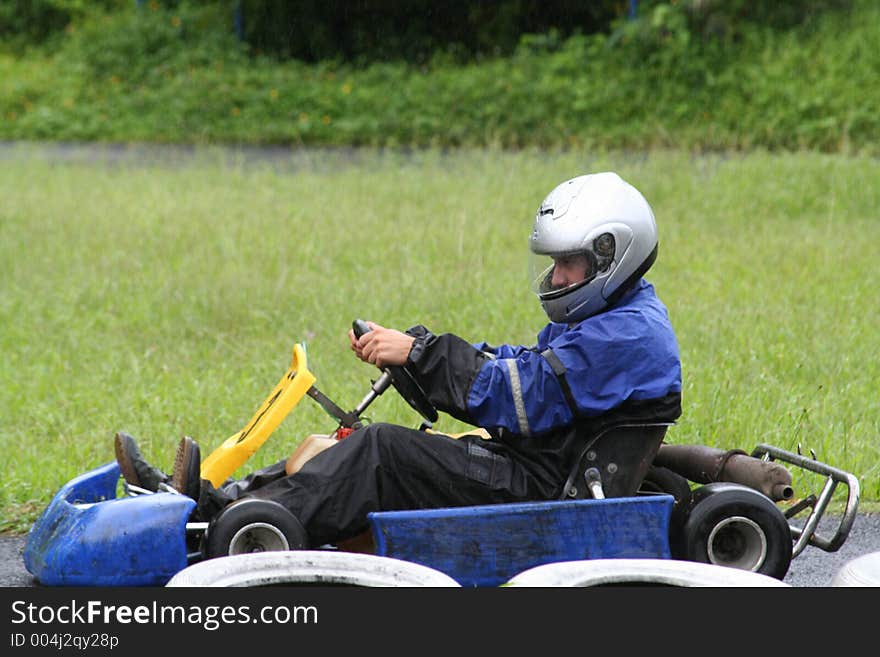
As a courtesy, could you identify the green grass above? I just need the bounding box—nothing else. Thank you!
[1,146,878,533]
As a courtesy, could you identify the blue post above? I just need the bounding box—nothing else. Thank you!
[629,0,639,20]
[234,1,244,40]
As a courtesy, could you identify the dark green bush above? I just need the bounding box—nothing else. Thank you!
[0,0,876,152]
[236,0,621,64]
[63,3,247,85]
[0,0,125,51]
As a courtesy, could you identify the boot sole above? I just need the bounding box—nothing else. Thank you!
[114,432,143,488]
[172,436,200,499]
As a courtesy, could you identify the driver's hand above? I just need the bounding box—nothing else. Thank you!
[349,321,415,368]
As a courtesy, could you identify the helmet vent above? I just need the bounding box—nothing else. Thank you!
[594,233,615,257]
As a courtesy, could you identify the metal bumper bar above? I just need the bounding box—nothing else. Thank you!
[751,443,860,558]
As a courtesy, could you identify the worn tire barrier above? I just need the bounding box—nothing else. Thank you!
[504,558,790,587]
[830,551,880,587]
[166,550,461,587]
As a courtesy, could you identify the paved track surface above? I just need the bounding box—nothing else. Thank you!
[2,513,877,587]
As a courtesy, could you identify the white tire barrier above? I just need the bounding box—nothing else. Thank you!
[830,552,880,587]
[166,550,460,587]
[505,558,791,587]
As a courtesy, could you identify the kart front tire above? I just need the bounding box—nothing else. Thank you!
[202,498,308,559]
[678,482,792,580]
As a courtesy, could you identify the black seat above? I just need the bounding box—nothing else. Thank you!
[559,423,672,500]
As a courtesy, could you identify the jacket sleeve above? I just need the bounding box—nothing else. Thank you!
[404,325,494,426]
[405,325,572,434]
[470,340,535,359]
[406,300,681,438]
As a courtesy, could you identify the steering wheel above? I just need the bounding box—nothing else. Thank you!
[353,319,438,424]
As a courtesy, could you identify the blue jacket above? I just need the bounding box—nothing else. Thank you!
[467,278,681,437]
[406,279,681,443]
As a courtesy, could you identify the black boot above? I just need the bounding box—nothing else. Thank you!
[171,435,201,501]
[114,432,171,491]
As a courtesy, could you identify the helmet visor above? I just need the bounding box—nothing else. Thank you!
[529,251,597,300]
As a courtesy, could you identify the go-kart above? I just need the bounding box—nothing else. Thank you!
[24,321,860,587]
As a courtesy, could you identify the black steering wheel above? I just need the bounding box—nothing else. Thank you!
[353,319,438,424]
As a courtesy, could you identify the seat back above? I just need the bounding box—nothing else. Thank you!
[560,423,671,500]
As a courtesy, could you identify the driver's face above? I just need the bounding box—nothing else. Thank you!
[549,254,592,290]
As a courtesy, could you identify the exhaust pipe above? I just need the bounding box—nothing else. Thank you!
[655,444,794,502]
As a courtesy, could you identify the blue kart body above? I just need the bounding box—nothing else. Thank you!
[24,462,674,587]
[24,462,196,586]
[368,495,673,587]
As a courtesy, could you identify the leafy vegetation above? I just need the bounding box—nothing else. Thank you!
[0,0,876,151]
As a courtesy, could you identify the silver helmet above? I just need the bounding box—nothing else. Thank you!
[529,172,658,323]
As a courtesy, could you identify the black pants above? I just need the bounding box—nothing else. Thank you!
[197,422,563,547]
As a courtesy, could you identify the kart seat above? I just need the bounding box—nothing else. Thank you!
[559,422,672,500]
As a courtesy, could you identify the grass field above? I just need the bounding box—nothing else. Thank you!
[1,146,877,533]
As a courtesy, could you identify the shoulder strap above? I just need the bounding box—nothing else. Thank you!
[540,348,579,417]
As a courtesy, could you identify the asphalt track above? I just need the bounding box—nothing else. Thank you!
[2,512,878,588]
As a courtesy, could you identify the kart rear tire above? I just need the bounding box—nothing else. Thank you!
[678,483,792,580]
[640,465,693,552]
[640,465,692,504]
[202,498,308,559]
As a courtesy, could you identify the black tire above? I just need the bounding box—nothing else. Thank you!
[202,498,308,559]
[679,482,792,580]
[640,465,692,504]
[640,465,693,555]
